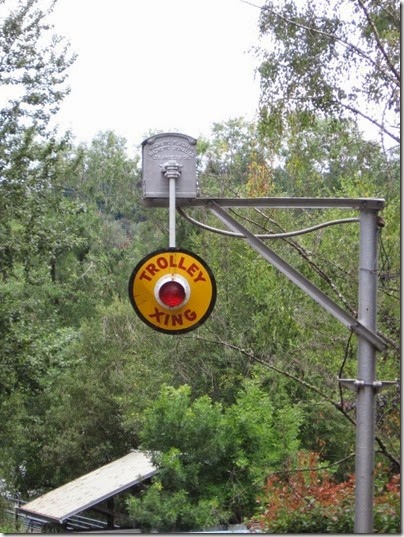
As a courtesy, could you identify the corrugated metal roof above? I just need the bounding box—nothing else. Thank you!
[18,451,157,523]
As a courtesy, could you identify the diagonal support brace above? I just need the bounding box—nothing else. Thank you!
[208,202,386,352]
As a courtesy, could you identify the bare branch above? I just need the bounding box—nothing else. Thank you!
[243,0,393,81]
[356,0,400,82]
[267,452,356,475]
[336,100,400,144]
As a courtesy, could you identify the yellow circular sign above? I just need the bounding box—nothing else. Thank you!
[128,248,216,334]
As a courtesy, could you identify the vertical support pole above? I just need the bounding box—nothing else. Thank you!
[168,175,176,248]
[354,209,379,533]
[107,497,115,528]
[161,160,182,249]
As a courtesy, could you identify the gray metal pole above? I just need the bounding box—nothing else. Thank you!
[354,209,379,533]
[161,160,182,249]
[168,176,176,248]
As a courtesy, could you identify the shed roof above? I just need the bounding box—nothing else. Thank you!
[18,451,157,523]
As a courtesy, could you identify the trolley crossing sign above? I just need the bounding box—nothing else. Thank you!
[128,248,216,334]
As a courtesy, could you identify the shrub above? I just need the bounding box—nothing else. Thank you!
[249,451,400,533]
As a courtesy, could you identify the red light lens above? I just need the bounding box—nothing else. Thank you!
[158,281,186,308]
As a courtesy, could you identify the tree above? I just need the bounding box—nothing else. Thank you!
[254,0,400,145]
[127,378,302,531]
[0,7,398,517]
[0,0,76,280]
[68,131,142,220]
[0,0,81,493]
[198,118,274,197]
[0,0,75,191]
[0,0,74,124]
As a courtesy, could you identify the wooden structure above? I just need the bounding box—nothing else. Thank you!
[16,451,157,531]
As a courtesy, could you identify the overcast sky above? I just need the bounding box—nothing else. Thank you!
[47,0,265,151]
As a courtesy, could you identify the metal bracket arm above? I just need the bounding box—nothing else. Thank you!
[339,378,398,393]
[144,196,385,210]
[208,202,386,352]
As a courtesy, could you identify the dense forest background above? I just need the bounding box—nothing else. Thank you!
[0,0,400,533]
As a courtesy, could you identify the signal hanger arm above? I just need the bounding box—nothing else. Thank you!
[161,160,182,248]
[207,201,386,352]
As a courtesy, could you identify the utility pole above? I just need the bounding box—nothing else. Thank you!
[138,132,396,533]
[354,209,380,532]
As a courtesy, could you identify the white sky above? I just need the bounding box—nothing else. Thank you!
[48,0,265,151]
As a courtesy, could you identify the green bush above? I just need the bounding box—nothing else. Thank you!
[127,379,302,531]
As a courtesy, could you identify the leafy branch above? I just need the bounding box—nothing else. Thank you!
[356,0,400,82]
[243,0,395,82]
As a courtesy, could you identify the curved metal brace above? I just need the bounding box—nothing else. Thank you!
[177,206,359,239]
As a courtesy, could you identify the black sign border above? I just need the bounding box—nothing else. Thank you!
[128,247,217,335]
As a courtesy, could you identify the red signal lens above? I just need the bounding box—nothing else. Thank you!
[158,281,186,308]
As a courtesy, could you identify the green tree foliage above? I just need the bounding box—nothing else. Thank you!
[0,0,75,174]
[0,0,75,253]
[198,118,274,196]
[0,0,79,493]
[256,0,400,144]
[127,378,302,531]
[63,131,152,299]
[67,131,142,220]
[37,298,178,487]
[0,133,148,492]
[0,2,148,495]
[0,5,400,534]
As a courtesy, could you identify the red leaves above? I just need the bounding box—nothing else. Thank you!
[251,451,400,533]
[251,451,355,531]
[284,454,350,501]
